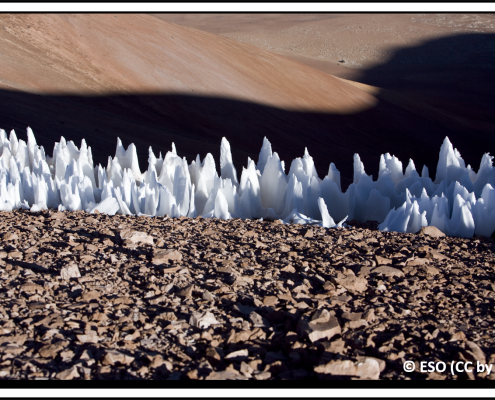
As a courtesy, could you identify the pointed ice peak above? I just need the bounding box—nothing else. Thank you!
[404,159,416,178]
[327,162,341,191]
[479,153,493,173]
[148,146,157,166]
[257,137,272,174]
[304,148,310,158]
[172,142,177,155]
[421,165,429,178]
[9,130,17,144]
[436,136,466,183]
[353,153,366,185]
[27,127,36,146]
[220,137,233,167]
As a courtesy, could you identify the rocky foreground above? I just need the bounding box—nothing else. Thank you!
[0,209,494,381]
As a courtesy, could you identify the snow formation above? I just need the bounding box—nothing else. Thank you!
[0,128,494,238]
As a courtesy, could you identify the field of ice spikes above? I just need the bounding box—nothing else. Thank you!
[0,127,494,239]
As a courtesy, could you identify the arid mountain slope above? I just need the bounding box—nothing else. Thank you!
[0,14,375,112]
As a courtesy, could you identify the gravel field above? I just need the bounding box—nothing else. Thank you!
[0,209,494,381]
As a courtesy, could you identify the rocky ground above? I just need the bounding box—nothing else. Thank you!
[0,209,494,381]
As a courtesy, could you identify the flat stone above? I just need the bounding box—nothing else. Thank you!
[332,275,367,294]
[56,366,80,380]
[79,290,100,301]
[76,331,99,344]
[314,357,380,379]
[297,315,341,343]
[426,250,449,261]
[60,263,81,280]
[322,338,347,354]
[249,312,271,328]
[189,311,220,329]
[423,265,440,276]
[38,341,68,358]
[225,349,249,362]
[102,350,135,366]
[3,232,18,241]
[120,228,154,245]
[263,296,278,307]
[176,285,193,298]
[281,264,296,273]
[303,229,314,238]
[406,258,430,267]
[152,249,182,265]
[372,266,404,277]
[450,331,466,342]
[375,255,392,265]
[205,370,247,380]
[419,226,445,238]
[346,319,368,330]
[0,345,25,355]
[341,312,363,321]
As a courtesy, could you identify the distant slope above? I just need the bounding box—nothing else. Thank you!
[0,14,376,113]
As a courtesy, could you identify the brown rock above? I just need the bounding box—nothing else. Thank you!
[225,349,249,362]
[450,331,466,342]
[79,290,100,302]
[120,228,154,245]
[205,347,222,365]
[76,331,99,344]
[263,296,278,307]
[406,258,430,267]
[217,266,234,274]
[346,319,368,330]
[38,340,68,358]
[254,371,271,380]
[0,345,25,356]
[206,370,247,380]
[60,263,81,280]
[297,315,341,343]
[341,312,363,321]
[176,284,193,298]
[426,250,448,261]
[20,283,42,294]
[423,265,440,276]
[375,255,392,265]
[3,232,18,241]
[332,274,367,294]
[189,311,220,329]
[281,264,296,273]
[372,266,405,277]
[152,249,182,265]
[322,338,347,354]
[102,350,135,366]
[311,309,333,323]
[464,341,486,365]
[149,355,173,371]
[419,226,445,238]
[314,357,380,379]
[303,229,314,238]
[56,366,80,380]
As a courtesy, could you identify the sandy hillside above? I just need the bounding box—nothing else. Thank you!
[154,13,495,153]
[0,14,374,112]
[152,13,495,80]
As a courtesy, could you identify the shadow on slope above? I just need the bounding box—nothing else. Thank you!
[355,32,495,133]
[0,87,493,190]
